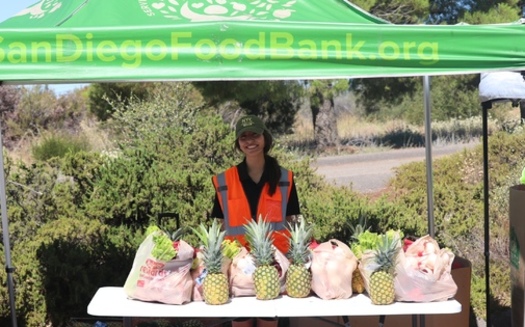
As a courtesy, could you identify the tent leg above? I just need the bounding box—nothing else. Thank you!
[0,121,18,327]
[423,75,434,237]
[482,101,491,326]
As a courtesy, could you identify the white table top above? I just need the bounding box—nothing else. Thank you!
[88,287,462,318]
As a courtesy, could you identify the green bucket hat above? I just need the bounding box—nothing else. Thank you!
[235,115,268,139]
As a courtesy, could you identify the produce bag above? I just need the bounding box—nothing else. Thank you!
[124,230,194,304]
[229,246,289,297]
[310,239,357,299]
[394,235,457,302]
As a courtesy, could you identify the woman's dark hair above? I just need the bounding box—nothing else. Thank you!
[235,130,281,195]
[265,155,281,196]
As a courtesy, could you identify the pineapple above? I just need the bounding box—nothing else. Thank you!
[192,219,230,305]
[348,216,370,294]
[244,218,280,300]
[368,234,401,305]
[285,218,314,298]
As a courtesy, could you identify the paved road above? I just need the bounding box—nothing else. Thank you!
[312,142,479,193]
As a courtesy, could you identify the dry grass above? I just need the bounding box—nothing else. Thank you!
[77,118,115,153]
[289,106,522,156]
[7,117,115,165]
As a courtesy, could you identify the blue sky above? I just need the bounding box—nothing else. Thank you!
[1,0,88,95]
[0,1,39,23]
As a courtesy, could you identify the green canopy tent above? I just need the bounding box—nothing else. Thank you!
[1,0,525,326]
[1,0,525,82]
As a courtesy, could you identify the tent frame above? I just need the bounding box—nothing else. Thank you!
[0,113,17,327]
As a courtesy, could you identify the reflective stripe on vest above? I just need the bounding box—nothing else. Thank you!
[214,167,291,237]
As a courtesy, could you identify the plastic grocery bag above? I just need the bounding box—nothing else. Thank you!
[124,231,194,304]
[229,247,256,296]
[310,239,357,299]
[394,235,457,302]
[229,246,289,297]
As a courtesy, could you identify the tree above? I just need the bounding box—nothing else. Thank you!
[349,0,430,121]
[428,0,474,24]
[0,85,20,113]
[352,0,429,23]
[463,2,520,23]
[307,80,348,150]
[193,80,304,135]
[88,82,158,121]
[0,85,21,148]
[351,77,418,118]
[369,0,429,24]
[352,0,521,124]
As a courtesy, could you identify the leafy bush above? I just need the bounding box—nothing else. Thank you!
[32,134,91,161]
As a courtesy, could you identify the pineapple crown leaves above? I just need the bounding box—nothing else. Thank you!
[244,216,275,266]
[286,219,314,265]
[192,219,225,248]
[244,216,274,244]
[191,219,226,273]
[347,212,370,242]
[171,227,189,241]
[371,232,402,274]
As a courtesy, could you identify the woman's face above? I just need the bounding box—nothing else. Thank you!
[238,131,265,157]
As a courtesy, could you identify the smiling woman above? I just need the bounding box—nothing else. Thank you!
[210,115,301,327]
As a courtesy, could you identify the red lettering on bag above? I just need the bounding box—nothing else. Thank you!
[145,259,165,269]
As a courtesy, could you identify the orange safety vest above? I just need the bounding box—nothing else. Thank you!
[212,166,293,254]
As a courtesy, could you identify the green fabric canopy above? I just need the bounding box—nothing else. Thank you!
[1,0,525,84]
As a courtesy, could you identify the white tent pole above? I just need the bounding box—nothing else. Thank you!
[423,75,435,237]
[0,121,18,327]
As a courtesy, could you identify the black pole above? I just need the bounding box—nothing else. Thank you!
[482,101,491,326]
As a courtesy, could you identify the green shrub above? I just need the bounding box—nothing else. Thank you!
[32,134,90,161]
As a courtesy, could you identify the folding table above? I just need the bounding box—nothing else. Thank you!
[87,287,461,327]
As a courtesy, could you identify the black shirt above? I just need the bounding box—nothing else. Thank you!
[211,160,300,220]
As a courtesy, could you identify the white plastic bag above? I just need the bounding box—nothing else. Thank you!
[310,239,357,299]
[124,231,194,304]
[394,235,457,302]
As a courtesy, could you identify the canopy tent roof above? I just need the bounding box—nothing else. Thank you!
[1,0,525,84]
